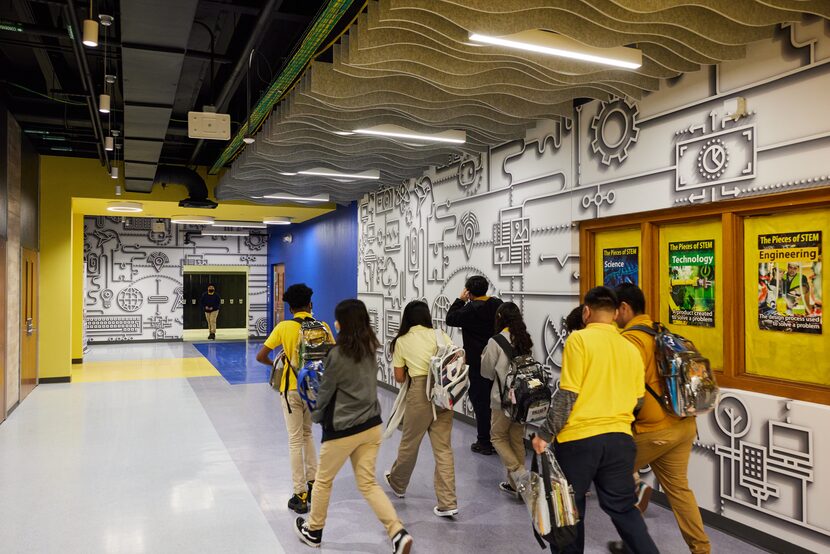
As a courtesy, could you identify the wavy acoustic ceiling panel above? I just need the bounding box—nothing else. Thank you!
[217,0,829,203]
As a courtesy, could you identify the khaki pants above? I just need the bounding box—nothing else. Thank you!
[281,390,318,495]
[490,408,526,488]
[308,425,403,538]
[634,417,711,554]
[389,377,457,510]
[205,310,219,334]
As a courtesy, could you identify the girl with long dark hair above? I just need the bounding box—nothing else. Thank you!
[384,300,458,518]
[295,299,413,554]
[480,301,534,495]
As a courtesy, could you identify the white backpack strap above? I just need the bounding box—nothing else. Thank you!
[434,328,446,348]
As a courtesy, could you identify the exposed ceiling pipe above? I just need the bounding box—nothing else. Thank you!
[63,0,110,171]
[187,0,284,167]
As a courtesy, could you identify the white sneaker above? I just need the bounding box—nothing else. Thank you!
[384,470,405,498]
[433,506,459,518]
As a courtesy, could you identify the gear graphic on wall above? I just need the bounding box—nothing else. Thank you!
[697,138,729,180]
[590,99,640,165]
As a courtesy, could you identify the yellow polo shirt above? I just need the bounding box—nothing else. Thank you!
[392,325,453,377]
[557,323,645,443]
[264,312,333,391]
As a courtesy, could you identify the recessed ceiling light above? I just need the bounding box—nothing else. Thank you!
[262,194,330,203]
[468,31,642,70]
[333,131,354,136]
[352,126,466,144]
[201,229,249,237]
[170,215,215,225]
[213,220,267,229]
[106,201,142,213]
[278,172,297,176]
[297,169,379,180]
[263,217,292,225]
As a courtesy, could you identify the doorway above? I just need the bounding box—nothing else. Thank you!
[182,270,248,340]
[272,263,285,328]
[20,248,38,402]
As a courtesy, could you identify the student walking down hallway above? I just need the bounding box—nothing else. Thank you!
[295,299,414,554]
[384,300,458,518]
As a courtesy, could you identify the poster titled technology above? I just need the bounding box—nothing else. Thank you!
[602,247,639,287]
[668,240,716,327]
[758,231,823,334]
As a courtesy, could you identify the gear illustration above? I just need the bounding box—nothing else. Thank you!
[697,138,729,180]
[590,98,640,165]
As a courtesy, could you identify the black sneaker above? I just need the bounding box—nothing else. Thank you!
[471,441,495,455]
[307,480,315,505]
[391,529,413,554]
[498,481,518,497]
[295,517,322,548]
[208,333,215,340]
[607,540,630,554]
[288,492,309,514]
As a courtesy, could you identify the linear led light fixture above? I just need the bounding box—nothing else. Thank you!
[213,220,267,229]
[468,30,642,70]
[106,201,142,213]
[201,230,249,237]
[297,169,379,180]
[262,194,330,203]
[263,216,292,225]
[170,215,215,225]
[351,127,466,144]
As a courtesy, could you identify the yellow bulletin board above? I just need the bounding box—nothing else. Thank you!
[744,209,829,386]
[659,220,724,370]
[594,227,642,288]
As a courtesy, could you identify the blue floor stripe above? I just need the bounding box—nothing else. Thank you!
[194,341,271,385]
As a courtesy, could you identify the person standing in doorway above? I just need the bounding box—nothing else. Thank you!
[610,283,711,554]
[532,286,658,554]
[295,299,414,554]
[201,283,221,340]
[384,300,458,518]
[446,275,503,455]
[256,284,334,515]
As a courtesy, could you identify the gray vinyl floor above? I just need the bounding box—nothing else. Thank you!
[0,343,766,554]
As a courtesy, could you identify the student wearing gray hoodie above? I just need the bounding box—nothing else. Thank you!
[294,299,413,554]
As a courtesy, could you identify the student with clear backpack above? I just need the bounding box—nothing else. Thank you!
[256,284,334,515]
[383,300,459,518]
[480,301,535,496]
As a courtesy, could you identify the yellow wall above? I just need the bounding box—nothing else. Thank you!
[39,156,334,379]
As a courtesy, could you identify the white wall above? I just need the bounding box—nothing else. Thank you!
[358,21,830,551]
[83,216,270,341]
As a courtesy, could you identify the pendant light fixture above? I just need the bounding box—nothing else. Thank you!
[105,135,114,151]
[242,49,256,145]
[98,14,113,114]
[82,1,98,47]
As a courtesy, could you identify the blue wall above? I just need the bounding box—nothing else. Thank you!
[267,203,358,331]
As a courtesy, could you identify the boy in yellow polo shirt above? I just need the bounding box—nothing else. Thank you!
[257,284,334,514]
[532,286,658,554]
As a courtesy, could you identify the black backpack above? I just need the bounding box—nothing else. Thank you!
[493,334,552,425]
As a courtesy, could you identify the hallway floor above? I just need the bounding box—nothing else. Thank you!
[0,342,766,553]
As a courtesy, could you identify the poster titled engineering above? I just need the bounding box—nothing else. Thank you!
[758,231,823,334]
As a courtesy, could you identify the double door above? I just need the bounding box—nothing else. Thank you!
[183,273,247,330]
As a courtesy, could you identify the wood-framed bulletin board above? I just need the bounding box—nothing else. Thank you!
[579,188,830,406]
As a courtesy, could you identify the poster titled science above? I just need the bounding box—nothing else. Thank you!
[668,240,716,327]
[757,231,822,334]
[603,247,639,287]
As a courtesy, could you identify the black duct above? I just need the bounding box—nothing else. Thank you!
[153,165,218,209]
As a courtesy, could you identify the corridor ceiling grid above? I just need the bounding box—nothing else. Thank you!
[217,0,830,203]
